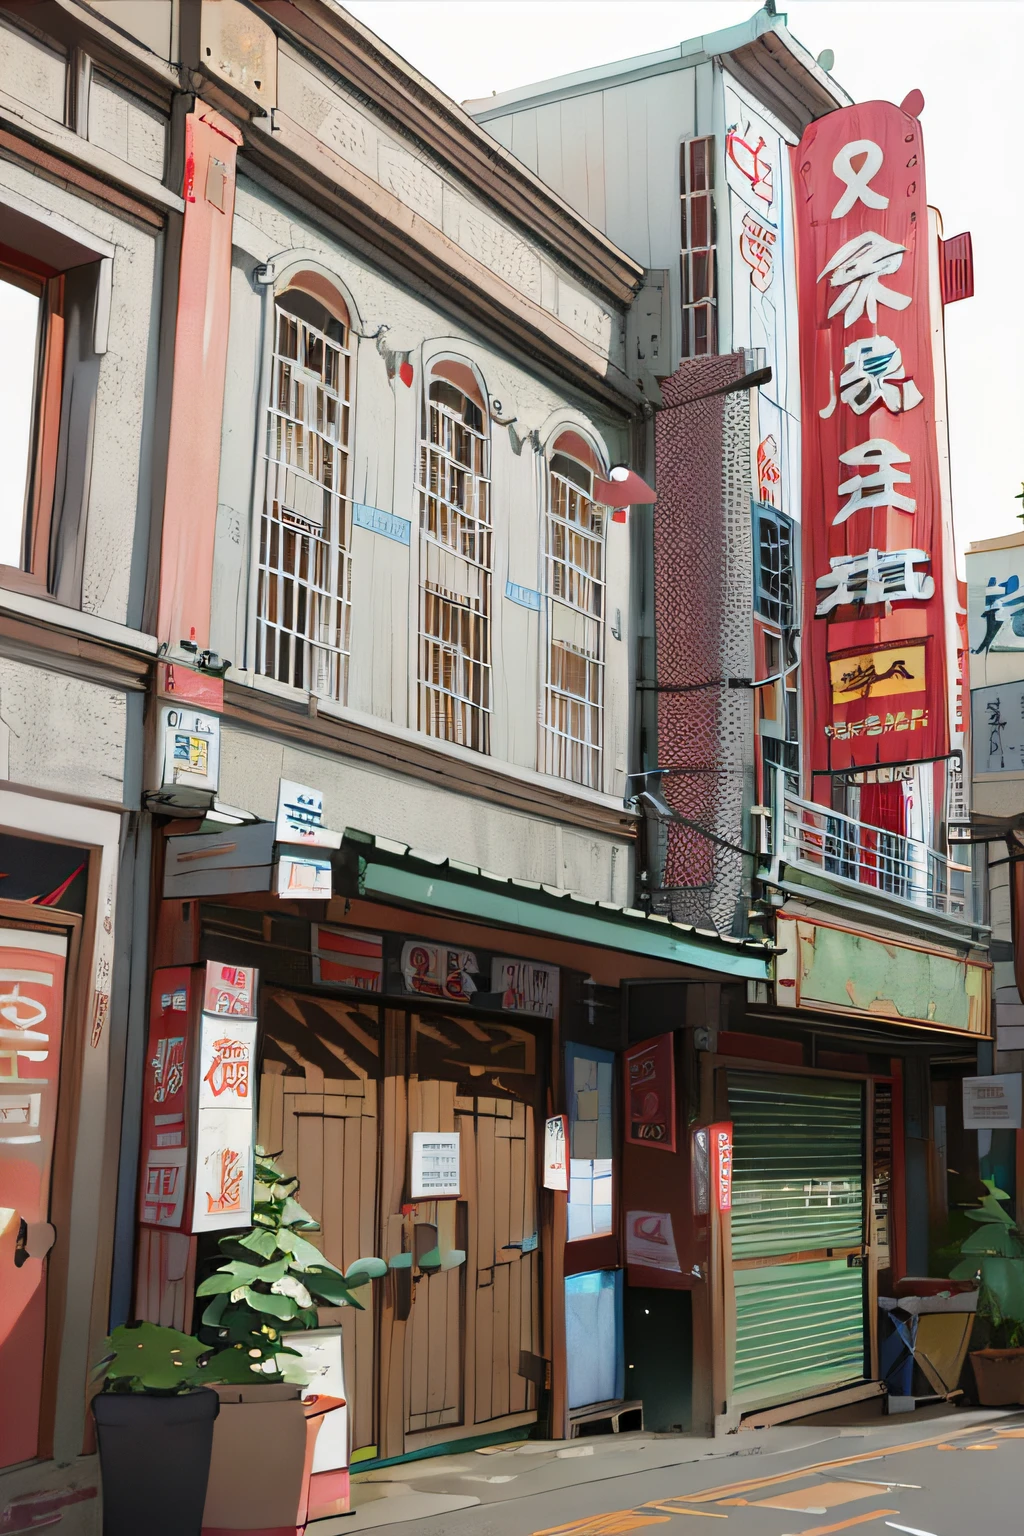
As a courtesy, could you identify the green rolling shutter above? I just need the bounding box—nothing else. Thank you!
[728,1072,867,1410]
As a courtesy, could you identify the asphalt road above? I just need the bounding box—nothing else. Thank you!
[357,1414,1024,1536]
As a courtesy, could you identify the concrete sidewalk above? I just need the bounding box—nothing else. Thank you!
[310,1403,1016,1533]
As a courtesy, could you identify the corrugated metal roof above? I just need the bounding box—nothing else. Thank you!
[345,828,773,980]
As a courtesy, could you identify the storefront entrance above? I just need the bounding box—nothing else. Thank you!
[256,991,542,1460]
[727,1072,868,1412]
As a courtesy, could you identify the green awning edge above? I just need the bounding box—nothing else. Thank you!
[359,858,771,981]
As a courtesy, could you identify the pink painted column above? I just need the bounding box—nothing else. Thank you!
[157,104,243,652]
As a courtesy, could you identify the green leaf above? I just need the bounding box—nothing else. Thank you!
[981,1256,1024,1324]
[201,1294,229,1329]
[196,1272,243,1297]
[949,1257,981,1282]
[389,1253,412,1270]
[96,1322,210,1392]
[344,1257,387,1284]
[303,1268,362,1307]
[242,1287,301,1320]
[959,1225,1023,1257]
[983,1178,1012,1202]
[238,1227,278,1258]
[276,1231,336,1270]
[281,1197,319,1230]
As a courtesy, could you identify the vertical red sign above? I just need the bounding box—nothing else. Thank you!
[138,967,193,1230]
[709,1121,733,1212]
[792,101,949,781]
[624,1033,677,1152]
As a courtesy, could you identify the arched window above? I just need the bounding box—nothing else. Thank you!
[256,276,354,702]
[417,359,491,752]
[543,431,607,788]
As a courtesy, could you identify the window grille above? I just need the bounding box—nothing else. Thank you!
[257,290,353,701]
[680,136,717,358]
[417,375,491,753]
[543,448,606,788]
[754,503,796,628]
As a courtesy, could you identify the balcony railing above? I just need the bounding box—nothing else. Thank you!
[773,790,971,919]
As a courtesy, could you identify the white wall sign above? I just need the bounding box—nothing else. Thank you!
[543,1114,569,1191]
[275,853,333,900]
[276,779,342,848]
[625,1210,681,1273]
[198,1014,256,1110]
[410,1131,460,1199]
[491,958,559,1017]
[286,1326,348,1475]
[159,706,220,794]
[963,1074,1023,1129]
[191,1105,254,1232]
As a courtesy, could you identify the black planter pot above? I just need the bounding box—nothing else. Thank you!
[92,1387,220,1536]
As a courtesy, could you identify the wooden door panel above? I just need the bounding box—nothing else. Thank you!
[258,994,380,1455]
[472,1101,538,1424]
[404,1077,463,1432]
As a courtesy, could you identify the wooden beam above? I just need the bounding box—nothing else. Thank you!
[738,1378,886,1431]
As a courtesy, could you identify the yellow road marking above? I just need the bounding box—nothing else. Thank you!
[781,1512,899,1536]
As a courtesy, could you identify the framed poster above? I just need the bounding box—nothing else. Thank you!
[204,960,257,1017]
[490,958,559,1017]
[410,1131,460,1200]
[543,1114,569,1191]
[623,1033,676,1152]
[401,942,477,1003]
[963,1075,1022,1129]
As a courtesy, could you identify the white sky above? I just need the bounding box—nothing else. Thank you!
[346,0,1022,558]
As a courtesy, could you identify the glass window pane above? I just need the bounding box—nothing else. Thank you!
[0,274,41,568]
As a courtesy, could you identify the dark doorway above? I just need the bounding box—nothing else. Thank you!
[624,1287,692,1432]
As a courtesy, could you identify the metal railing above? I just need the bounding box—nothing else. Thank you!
[772,789,971,918]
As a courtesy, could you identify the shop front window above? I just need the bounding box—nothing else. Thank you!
[566,1042,615,1240]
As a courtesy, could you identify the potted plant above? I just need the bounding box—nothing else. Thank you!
[196,1148,385,1534]
[950,1177,1024,1405]
[91,1320,219,1536]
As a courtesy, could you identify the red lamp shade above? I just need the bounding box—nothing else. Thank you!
[594,468,656,510]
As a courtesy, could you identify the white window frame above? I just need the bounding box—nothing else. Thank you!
[416,367,492,753]
[542,444,607,789]
[680,135,717,359]
[254,286,354,703]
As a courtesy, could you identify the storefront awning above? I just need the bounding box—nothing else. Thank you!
[346,830,772,981]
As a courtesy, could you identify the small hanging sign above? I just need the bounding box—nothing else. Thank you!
[543,1114,569,1191]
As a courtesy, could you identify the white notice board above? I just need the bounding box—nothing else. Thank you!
[410,1131,460,1199]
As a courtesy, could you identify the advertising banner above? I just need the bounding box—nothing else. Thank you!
[792,100,950,776]
[623,1033,676,1152]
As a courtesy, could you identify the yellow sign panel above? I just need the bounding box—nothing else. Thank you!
[829,643,926,703]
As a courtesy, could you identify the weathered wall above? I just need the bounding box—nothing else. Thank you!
[213,176,633,807]
[217,724,632,904]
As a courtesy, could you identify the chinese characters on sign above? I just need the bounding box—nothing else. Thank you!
[971,682,1024,775]
[623,1034,676,1152]
[793,101,950,773]
[962,1075,1022,1130]
[709,1121,733,1212]
[401,942,477,1003]
[192,966,258,1234]
[139,968,192,1229]
[410,1131,461,1199]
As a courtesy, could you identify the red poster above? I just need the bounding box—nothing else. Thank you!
[624,1033,676,1152]
[709,1121,733,1212]
[792,101,950,780]
[138,967,193,1230]
[0,930,68,1468]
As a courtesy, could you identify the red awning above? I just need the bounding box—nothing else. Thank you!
[595,468,657,509]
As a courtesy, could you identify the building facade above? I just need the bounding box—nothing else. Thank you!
[471,3,989,1432]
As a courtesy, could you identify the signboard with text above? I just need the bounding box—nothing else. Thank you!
[623,1033,676,1152]
[793,100,950,777]
[709,1122,734,1212]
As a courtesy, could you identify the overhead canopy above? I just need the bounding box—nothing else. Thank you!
[345,829,771,982]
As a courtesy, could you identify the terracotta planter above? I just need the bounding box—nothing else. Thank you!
[201,1384,344,1536]
[92,1387,219,1536]
[970,1347,1024,1406]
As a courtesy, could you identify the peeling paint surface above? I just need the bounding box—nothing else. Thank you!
[786,916,988,1035]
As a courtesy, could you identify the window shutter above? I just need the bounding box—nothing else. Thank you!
[940,232,974,304]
